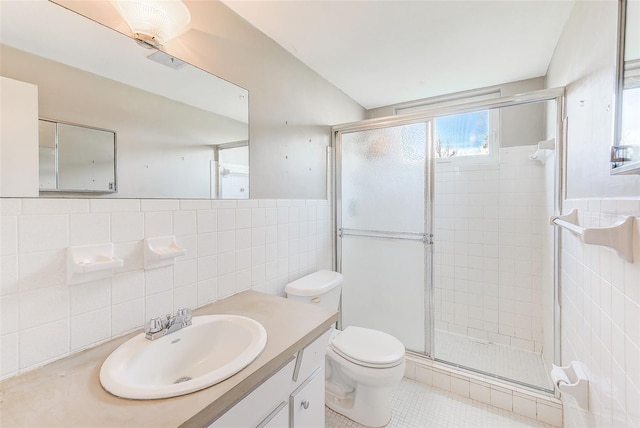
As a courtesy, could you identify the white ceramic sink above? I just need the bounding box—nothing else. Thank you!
[99,315,267,399]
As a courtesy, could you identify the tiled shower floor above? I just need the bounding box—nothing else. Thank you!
[434,330,552,390]
[326,378,553,427]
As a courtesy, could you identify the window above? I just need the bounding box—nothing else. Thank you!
[434,110,494,159]
[394,89,500,163]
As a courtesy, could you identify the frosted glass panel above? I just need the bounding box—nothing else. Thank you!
[341,123,426,232]
[341,236,426,353]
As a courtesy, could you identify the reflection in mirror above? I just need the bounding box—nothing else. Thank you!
[218,144,250,199]
[612,0,640,174]
[0,0,249,198]
[39,119,117,193]
[38,120,57,190]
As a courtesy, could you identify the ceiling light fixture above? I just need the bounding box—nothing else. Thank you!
[113,0,191,49]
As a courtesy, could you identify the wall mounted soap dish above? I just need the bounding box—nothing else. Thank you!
[530,137,556,164]
[144,235,186,270]
[67,243,124,285]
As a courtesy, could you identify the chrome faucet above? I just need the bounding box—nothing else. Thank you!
[145,308,192,340]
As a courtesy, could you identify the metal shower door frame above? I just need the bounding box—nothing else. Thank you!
[333,118,435,356]
[331,87,566,384]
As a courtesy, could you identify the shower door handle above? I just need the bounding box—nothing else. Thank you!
[338,228,432,244]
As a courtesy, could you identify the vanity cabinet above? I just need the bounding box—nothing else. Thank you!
[209,330,330,428]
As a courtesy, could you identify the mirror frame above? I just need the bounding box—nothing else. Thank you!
[39,118,118,194]
[611,0,640,174]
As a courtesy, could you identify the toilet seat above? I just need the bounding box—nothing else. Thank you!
[330,326,405,369]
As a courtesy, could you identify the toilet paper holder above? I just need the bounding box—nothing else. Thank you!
[551,361,589,410]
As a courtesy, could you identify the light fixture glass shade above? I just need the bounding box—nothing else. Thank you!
[113,0,191,47]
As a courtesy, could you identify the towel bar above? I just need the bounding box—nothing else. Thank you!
[550,209,635,262]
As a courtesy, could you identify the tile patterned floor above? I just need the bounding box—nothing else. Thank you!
[434,330,552,390]
[326,378,554,428]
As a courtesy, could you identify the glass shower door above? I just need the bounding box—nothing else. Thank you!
[337,121,432,354]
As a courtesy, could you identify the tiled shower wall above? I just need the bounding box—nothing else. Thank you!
[0,198,332,380]
[559,199,640,427]
[433,145,548,352]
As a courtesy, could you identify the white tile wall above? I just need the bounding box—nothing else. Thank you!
[433,145,547,352]
[0,197,332,380]
[559,198,640,427]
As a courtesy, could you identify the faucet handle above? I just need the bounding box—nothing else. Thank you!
[145,317,165,334]
[176,307,190,316]
[176,308,192,325]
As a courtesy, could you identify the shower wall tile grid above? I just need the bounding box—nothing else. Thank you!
[433,145,547,352]
[404,354,563,427]
[0,198,332,380]
[559,198,640,428]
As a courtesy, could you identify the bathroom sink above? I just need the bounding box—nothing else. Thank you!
[99,315,267,399]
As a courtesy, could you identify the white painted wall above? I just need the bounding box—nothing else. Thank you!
[546,1,640,426]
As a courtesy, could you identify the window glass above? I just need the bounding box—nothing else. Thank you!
[434,111,490,158]
[394,89,499,162]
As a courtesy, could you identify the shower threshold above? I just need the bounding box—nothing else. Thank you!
[433,329,553,392]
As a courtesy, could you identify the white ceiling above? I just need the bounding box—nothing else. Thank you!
[222,0,575,110]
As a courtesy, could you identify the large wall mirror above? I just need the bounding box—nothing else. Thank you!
[611,0,640,174]
[0,0,249,198]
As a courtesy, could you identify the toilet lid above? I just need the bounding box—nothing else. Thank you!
[285,270,343,297]
[330,326,405,367]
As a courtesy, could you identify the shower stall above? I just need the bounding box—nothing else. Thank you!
[334,88,564,392]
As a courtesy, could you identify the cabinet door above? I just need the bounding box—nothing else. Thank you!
[293,330,330,384]
[289,367,324,428]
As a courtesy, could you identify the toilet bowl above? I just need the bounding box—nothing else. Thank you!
[325,326,405,427]
[285,270,406,428]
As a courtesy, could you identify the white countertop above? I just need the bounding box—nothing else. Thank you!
[0,291,338,427]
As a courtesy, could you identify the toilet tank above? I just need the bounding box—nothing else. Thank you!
[285,270,343,311]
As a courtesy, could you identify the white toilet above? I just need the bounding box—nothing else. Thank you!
[285,270,405,428]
